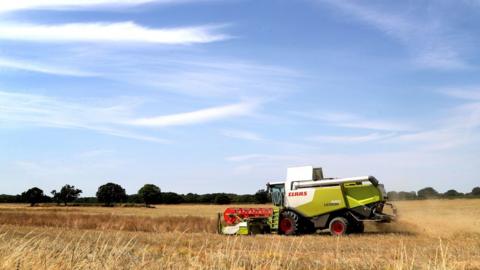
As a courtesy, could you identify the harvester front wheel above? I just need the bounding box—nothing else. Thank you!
[279,211,299,235]
[329,217,349,236]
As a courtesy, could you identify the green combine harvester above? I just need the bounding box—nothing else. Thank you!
[217,166,396,236]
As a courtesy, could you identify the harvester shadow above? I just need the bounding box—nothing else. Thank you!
[314,230,417,236]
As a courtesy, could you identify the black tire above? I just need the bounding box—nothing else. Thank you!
[248,219,270,235]
[302,220,317,234]
[329,217,349,236]
[248,223,263,235]
[351,221,365,234]
[279,211,299,235]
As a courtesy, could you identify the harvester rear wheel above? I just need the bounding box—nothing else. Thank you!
[329,217,349,236]
[279,211,299,235]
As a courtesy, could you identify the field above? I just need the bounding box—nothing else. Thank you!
[0,200,479,270]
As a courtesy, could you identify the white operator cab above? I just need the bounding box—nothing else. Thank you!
[267,166,324,208]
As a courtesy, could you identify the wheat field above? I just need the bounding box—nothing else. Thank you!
[0,200,479,270]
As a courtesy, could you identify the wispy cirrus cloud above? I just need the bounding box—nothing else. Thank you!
[0,0,200,13]
[307,132,395,143]
[317,0,468,69]
[0,57,95,76]
[0,90,259,142]
[294,111,411,131]
[0,90,168,142]
[221,129,262,141]
[0,22,229,44]
[116,58,298,98]
[381,88,480,150]
[226,153,299,162]
[129,101,258,127]
[441,87,480,101]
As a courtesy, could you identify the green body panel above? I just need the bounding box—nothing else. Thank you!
[294,184,382,217]
[238,225,249,235]
[295,186,347,217]
[269,207,280,230]
[344,183,381,208]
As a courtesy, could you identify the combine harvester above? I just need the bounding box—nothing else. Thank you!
[218,166,396,236]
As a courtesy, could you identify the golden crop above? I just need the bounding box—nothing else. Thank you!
[0,199,479,269]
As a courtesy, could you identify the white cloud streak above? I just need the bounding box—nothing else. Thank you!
[130,101,258,127]
[0,0,195,13]
[383,89,480,150]
[294,111,411,131]
[441,87,480,101]
[221,129,262,141]
[226,154,299,162]
[0,90,169,143]
[0,91,258,143]
[0,57,95,76]
[0,22,228,44]
[0,91,259,142]
[100,57,299,98]
[308,132,395,143]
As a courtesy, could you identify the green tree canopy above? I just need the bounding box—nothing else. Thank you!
[418,187,439,199]
[22,187,44,207]
[471,187,480,197]
[254,189,270,204]
[214,194,231,205]
[162,192,184,204]
[138,184,161,207]
[443,189,462,198]
[96,182,127,206]
[58,184,82,206]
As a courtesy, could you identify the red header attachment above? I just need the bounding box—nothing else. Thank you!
[223,207,273,225]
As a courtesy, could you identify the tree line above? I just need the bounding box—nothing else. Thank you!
[0,182,270,206]
[388,186,480,200]
[0,183,479,206]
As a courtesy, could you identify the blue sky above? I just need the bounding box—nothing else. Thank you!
[1,0,479,196]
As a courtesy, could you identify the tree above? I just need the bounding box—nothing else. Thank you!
[0,194,21,203]
[96,182,127,206]
[22,187,44,206]
[138,184,161,207]
[183,193,201,204]
[58,185,82,206]
[254,189,270,204]
[443,189,462,198]
[398,191,417,200]
[417,187,439,199]
[214,194,231,205]
[126,194,143,204]
[471,187,480,197]
[387,191,399,200]
[234,194,256,203]
[161,192,184,204]
[51,190,61,205]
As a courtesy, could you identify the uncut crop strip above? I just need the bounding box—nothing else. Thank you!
[0,211,216,233]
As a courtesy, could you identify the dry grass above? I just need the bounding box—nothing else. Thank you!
[0,200,479,269]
